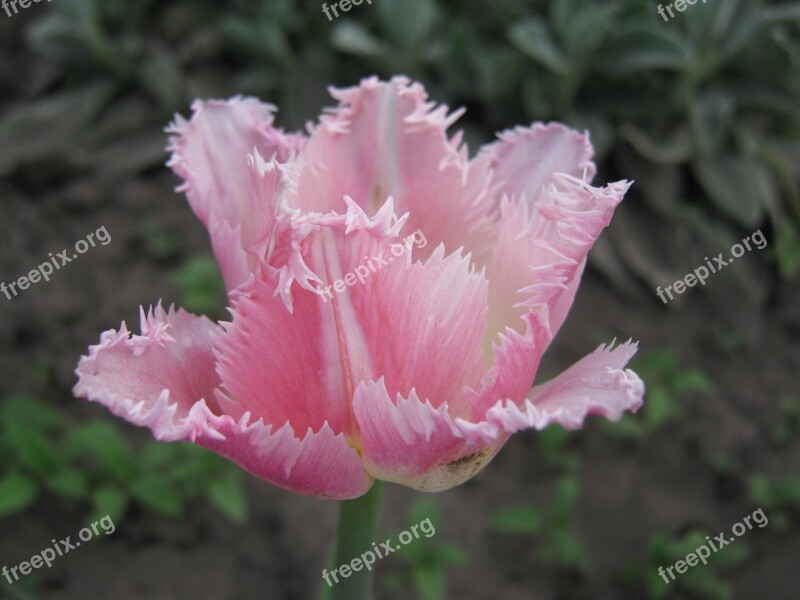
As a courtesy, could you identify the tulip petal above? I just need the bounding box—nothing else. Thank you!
[353,379,503,492]
[73,304,370,499]
[485,175,631,342]
[457,341,644,444]
[167,97,305,290]
[295,76,496,261]
[214,198,488,440]
[74,304,222,440]
[195,415,372,499]
[483,122,596,202]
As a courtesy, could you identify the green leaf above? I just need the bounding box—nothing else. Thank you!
[331,22,385,57]
[0,395,64,431]
[168,255,226,316]
[597,25,688,76]
[689,91,733,155]
[6,426,61,476]
[692,156,775,227]
[63,421,138,481]
[0,473,39,518]
[509,18,568,74]
[46,468,90,499]
[411,566,446,600]
[207,473,248,523]
[621,123,694,165]
[776,221,800,279]
[90,485,129,524]
[130,473,183,517]
[642,387,677,429]
[491,505,545,534]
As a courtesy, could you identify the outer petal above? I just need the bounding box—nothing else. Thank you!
[293,76,497,262]
[167,97,305,290]
[457,341,645,444]
[74,304,222,438]
[73,304,370,499]
[353,379,504,492]
[484,176,631,343]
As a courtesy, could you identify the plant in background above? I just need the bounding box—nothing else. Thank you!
[769,395,800,446]
[384,498,468,600]
[73,77,644,599]
[0,395,248,525]
[746,474,800,530]
[491,475,589,571]
[625,530,749,600]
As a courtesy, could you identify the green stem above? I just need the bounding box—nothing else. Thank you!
[322,481,384,600]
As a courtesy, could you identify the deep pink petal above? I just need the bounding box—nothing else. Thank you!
[195,413,372,499]
[214,198,488,440]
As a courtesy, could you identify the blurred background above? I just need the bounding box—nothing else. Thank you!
[0,0,798,598]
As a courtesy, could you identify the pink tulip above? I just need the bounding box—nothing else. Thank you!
[74,76,644,499]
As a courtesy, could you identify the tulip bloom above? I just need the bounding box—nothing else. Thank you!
[74,77,644,500]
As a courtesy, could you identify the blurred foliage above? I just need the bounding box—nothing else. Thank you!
[746,474,800,529]
[601,347,712,438]
[0,0,797,337]
[769,395,800,445]
[384,497,468,600]
[167,254,226,317]
[0,394,248,524]
[490,475,589,571]
[624,529,749,600]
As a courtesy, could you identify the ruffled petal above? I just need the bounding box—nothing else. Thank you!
[73,304,222,440]
[482,122,596,202]
[73,304,370,499]
[293,76,496,262]
[167,97,305,290]
[484,175,631,341]
[353,379,504,492]
[457,341,644,444]
[213,198,488,440]
[195,413,372,499]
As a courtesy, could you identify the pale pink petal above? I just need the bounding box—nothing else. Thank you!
[167,97,305,290]
[457,341,644,444]
[293,76,497,262]
[353,379,504,492]
[482,122,596,202]
[74,304,222,440]
[484,176,631,342]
